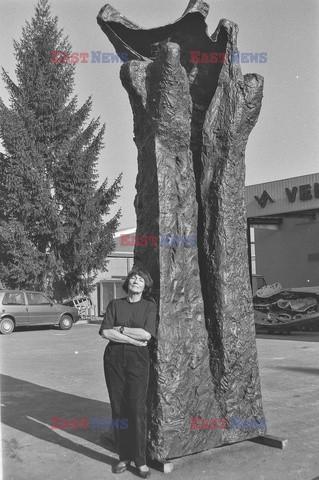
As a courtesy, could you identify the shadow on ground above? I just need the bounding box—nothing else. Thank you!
[1,374,116,465]
[268,366,319,376]
[6,325,68,335]
[256,332,319,342]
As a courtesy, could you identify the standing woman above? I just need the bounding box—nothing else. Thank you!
[99,267,157,478]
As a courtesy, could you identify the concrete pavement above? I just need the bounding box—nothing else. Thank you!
[1,324,319,480]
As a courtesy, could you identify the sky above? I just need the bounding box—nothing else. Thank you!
[1,0,318,230]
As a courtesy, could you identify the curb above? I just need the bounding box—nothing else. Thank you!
[75,318,103,325]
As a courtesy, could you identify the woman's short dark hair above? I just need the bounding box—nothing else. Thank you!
[122,267,153,296]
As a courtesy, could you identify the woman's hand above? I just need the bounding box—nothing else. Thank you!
[100,328,148,346]
[113,326,151,341]
[130,339,148,347]
[113,326,122,333]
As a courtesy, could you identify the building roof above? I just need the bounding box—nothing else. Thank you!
[246,172,319,217]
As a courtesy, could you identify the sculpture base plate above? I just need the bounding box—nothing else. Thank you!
[249,434,288,449]
[149,459,174,473]
[149,434,288,473]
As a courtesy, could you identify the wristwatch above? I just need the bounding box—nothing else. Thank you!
[119,326,124,334]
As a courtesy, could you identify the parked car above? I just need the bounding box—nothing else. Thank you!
[0,290,80,335]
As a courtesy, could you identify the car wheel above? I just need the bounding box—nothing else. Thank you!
[0,317,15,335]
[59,315,73,330]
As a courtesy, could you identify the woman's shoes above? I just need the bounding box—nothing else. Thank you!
[114,460,131,474]
[114,460,150,477]
[136,465,151,478]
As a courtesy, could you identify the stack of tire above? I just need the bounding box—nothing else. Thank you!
[253,283,319,334]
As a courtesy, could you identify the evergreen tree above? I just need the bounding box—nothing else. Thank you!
[0,0,122,299]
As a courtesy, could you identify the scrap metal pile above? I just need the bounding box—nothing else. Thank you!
[253,283,319,332]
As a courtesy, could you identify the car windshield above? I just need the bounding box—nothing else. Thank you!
[26,293,51,305]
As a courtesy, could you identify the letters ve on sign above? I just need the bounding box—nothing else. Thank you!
[254,183,319,208]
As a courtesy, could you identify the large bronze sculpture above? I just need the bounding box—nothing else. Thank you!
[97,0,266,462]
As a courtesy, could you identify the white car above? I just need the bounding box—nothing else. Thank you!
[0,290,80,334]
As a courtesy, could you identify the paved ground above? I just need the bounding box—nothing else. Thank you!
[1,323,319,480]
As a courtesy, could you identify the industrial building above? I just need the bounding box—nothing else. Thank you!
[246,172,319,289]
[92,173,319,315]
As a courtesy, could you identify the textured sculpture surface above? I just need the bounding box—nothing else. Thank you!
[98,0,266,460]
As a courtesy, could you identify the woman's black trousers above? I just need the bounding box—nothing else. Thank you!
[103,343,150,467]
